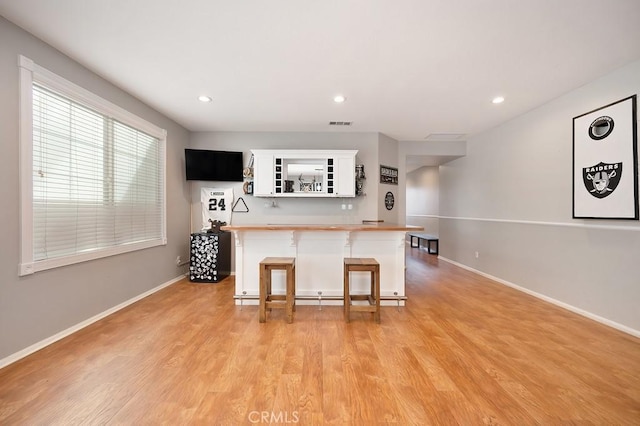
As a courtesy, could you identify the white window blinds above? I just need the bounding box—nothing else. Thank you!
[19,55,166,275]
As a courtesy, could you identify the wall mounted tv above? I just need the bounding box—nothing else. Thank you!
[185,149,244,181]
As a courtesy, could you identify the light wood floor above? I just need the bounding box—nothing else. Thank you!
[1,248,639,425]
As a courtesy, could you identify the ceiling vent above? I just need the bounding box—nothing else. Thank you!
[424,133,466,141]
[329,121,353,126]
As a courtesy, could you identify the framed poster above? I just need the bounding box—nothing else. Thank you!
[573,95,638,219]
[380,165,398,184]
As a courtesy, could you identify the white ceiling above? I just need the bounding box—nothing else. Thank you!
[1,0,640,143]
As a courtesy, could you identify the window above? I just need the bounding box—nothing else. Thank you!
[19,56,166,275]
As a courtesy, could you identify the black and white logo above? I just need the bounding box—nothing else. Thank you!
[582,162,622,198]
[588,116,614,140]
[384,191,394,210]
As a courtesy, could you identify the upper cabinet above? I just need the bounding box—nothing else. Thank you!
[252,149,357,197]
[252,152,275,196]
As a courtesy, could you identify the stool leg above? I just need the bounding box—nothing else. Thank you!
[266,266,273,312]
[292,264,296,313]
[259,265,267,323]
[344,266,350,323]
[374,266,380,324]
[370,269,375,302]
[286,265,294,324]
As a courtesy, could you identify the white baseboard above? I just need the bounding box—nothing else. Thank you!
[0,274,187,370]
[437,256,640,338]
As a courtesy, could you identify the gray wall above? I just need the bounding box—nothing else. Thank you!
[0,17,191,361]
[377,133,400,223]
[406,166,439,235]
[189,131,384,229]
[439,59,640,333]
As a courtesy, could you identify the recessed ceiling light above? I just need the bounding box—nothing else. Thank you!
[198,95,212,103]
[334,95,346,103]
[492,96,505,104]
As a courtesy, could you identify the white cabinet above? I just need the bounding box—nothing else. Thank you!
[252,152,275,196]
[334,154,356,197]
[251,149,357,198]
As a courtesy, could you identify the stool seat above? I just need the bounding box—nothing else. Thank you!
[344,257,380,323]
[259,257,296,323]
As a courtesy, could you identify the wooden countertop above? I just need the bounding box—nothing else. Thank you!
[220,223,423,232]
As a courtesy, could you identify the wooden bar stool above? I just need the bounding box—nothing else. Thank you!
[343,257,380,323]
[259,257,296,323]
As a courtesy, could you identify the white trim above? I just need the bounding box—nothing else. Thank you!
[27,58,164,138]
[20,239,166,275]
[438,256,640,338]
[18,56,35,276]
[414,214,640,232]
[0,275,186,370]
[160,129,168,245]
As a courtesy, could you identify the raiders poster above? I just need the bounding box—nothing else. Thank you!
[573,95,638,219]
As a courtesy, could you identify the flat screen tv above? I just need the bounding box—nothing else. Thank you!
[185,149,244,181]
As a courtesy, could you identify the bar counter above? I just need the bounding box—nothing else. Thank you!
[221,223,423,306]
[221,223,422,232]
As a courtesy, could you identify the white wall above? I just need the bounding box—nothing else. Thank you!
[188,131,382,229]
[0,17,191,362]
[406,166,439,235]
[439,59,640,333]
